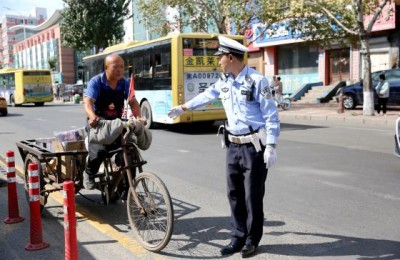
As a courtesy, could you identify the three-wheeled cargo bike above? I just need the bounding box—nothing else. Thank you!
[16,127,174,252]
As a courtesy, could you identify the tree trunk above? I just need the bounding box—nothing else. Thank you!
[360,36,375,116]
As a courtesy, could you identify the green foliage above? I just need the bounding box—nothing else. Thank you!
[136,0,260,35]
[48,56,57,70]
[135,0,170,35]
[60,0,131,53]
[135,0,298,39]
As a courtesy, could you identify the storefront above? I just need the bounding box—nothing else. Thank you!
[252,23,320,94]
[250,2,399,93]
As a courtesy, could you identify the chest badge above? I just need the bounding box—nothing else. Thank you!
[261,87,271,99]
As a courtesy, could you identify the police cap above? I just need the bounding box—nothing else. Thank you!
[214,35,249,56]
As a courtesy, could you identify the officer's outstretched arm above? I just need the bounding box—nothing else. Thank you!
[168,105,187,119]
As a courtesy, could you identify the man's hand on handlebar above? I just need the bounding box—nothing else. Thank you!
[136,116,147,126]
[88,116,100,128]
[122,119,136,129]
[122,117,147,131]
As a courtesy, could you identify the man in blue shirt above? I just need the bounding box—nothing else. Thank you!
[168,36,280,258]
[83,53,144,190]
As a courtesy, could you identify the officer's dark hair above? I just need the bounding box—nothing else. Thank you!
[230,53,245,61]
[277,76,281,81]
[379,74,385,80]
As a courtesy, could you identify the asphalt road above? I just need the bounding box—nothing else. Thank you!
[0,102,399,259]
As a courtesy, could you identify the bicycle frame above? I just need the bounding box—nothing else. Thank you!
[121,128,148,215]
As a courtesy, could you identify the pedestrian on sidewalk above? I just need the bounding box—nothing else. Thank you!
[274,76,283,99]
[56,84,60,100]
[375,73,390,116]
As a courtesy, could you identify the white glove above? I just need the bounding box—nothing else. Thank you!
[264,144,277,168]
[168,106,184,119]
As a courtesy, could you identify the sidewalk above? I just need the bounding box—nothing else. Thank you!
[279,102,398,128]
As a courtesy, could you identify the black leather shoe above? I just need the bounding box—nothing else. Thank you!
[240,245,256,258]
[220,243,243,255]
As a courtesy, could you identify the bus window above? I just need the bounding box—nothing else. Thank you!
[133,51,144,78]
[143,50,152,78]
[122,53,134,78]
[1,76,5,89]
[2,73,15,90]
[183,38,219,56]
[154,45,171,78]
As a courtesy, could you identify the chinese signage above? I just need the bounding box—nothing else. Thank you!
[184,72,222,109]
[183,56,219,67]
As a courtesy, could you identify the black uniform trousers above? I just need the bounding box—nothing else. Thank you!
[226,142,268,247]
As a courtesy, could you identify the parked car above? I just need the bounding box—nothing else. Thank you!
[63,84,84,101]
[0,96,8,116]
[336,68,400,109]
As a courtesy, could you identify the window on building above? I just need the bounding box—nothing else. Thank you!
[278,44,319,75]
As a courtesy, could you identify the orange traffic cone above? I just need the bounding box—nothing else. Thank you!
[3,150,24,224]
[25,163,49,251]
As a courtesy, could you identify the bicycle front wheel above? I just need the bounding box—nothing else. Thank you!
[127,171,174,252]
[281,98,291,110]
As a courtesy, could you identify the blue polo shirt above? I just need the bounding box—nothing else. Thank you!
[85,72,129,103]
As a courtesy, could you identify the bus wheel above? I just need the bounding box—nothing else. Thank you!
[141,100,153,129]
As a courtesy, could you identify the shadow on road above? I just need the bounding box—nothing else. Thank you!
[265,231,400,259]
[159,121,326,135]
[36,189,400,260]
[281,123,326,131]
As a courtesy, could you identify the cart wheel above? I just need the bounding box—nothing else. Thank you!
[101,160,122,204]
[71,154,85,194]
[24,154,47,212]
[101,185,110,205]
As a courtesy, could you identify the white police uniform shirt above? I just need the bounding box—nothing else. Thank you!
[185,65,280,144]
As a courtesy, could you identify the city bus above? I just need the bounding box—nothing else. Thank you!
[82,33,246,128]
[0,68,53,106]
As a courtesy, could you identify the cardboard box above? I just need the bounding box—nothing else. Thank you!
[51,140,87,180]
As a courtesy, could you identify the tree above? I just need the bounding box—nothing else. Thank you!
[135,0,286,35]
[48,56,57,70]
[134,0,393,116]
[279,0,392,116]
[60,0,131,53]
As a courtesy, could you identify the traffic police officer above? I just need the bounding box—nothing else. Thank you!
[168,35,280,258]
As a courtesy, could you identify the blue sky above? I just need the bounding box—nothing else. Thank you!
[0,0,64,18]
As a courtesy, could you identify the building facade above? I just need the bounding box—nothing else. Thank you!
[0,7,46,68]
[2,9,78,85]
[248,2,399,95]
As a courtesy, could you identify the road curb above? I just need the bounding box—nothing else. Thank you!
[279,112,396,128]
